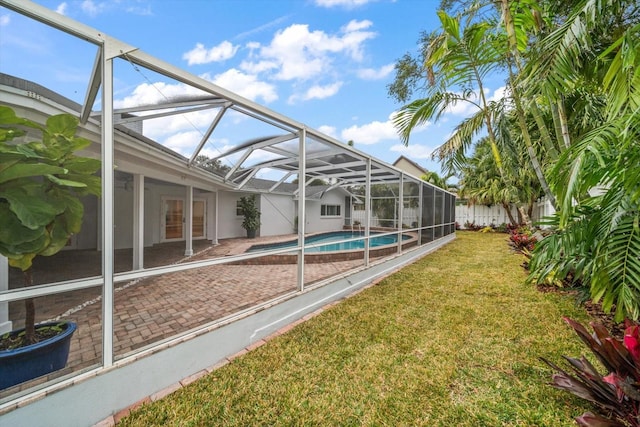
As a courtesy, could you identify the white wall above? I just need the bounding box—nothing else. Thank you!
[114,185,134,249]
[260,194,295,236]
[305,192,345,234]
[76,196,99,250]
[217,191,247,239]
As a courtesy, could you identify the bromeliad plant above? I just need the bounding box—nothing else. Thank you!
[0,105,101,346]
[509,226,537,253]
[542,318,640,427]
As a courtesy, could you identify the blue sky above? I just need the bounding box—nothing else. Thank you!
[0,0,506,178]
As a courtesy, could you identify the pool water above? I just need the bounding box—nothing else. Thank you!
[247,231,409,253]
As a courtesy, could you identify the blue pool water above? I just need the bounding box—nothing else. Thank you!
[247,231,409,253]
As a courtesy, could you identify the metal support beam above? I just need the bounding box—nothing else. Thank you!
[81,48,102,125]
[0,256,11,334]
[132,174,144,270]
[188,102,231,166]
[101,49,115,369]
[185,186,193,256]
[418,182,423,246]
[398,173,404,254]
[364,158,371,267]
[297,128,306,292]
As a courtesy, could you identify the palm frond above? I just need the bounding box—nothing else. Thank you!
[432,107,486,161]
[393,92,479,145]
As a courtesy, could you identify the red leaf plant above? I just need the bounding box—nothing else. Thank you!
[542,318,640,426]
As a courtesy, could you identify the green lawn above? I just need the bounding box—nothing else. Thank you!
[119,231,593,426]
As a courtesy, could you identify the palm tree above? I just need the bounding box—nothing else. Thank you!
[524,0,640,320]
[391,10,506,178]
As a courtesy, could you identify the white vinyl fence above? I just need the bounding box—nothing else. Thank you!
[455,197,556,228]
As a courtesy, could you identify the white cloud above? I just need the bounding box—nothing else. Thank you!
[114,82,206,109]
[318,125,337,139]
[340,113,400,145]
[55,3,67,15]
[314,0,374,8]
[242,20,376,81]
[356,63,394,80]
[300,81,343,101]
[81,0,104,17]
[199,144,234,160]
[239,58,278,74]
[389,143,435,160]
[163,131,202,155]
[443,86,507,117]
[206,69,278,103]
[115,69,276,112]
[125,4,153,16]
[342,19,372,33]
[183,41,240,65]
[488,86,507,102]
[0,14,9,26]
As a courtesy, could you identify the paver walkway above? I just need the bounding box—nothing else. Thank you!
[2,235,365,398]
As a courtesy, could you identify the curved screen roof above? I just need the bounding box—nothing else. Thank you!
[0,0,453,196]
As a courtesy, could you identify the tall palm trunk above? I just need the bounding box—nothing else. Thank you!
[500,0,557,209]
[501,201,518,226]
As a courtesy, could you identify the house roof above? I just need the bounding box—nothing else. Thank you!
[392,155,428,176]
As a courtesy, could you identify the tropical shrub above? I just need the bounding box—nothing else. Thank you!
[542,318,640,427]
[495,222,508,233]
[508,226,537,253]
[463,221,483,231]
[0,106,101,345]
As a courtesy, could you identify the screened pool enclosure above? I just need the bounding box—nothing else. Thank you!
[0,1,455,423]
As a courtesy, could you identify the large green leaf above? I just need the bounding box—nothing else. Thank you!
[45,113,80,139]
[10,231,50,257]
[46,174,88,188]
[53,190,85,234]
[64,157,101,174]
[0,128,26,142]
[0,162,67,184]
[0,105,42,130]
[0,203,46,246]
[2,185,63,229]
[65,173,101,196]
[7,253,37,272]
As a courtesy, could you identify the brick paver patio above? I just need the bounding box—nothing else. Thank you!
[2,235,366,398]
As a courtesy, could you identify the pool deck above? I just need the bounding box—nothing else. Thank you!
[4,231,404,399]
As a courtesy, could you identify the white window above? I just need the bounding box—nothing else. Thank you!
[321,204,341,217]
[236,200,243,216]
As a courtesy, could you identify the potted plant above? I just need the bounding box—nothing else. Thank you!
[0,106,101,389]
[238,194,261,238]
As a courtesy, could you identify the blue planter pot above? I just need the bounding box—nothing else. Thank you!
[0,321,76,390]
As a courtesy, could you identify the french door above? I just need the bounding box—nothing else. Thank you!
[162,197,206,241]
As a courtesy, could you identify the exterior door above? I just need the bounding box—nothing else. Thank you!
[162,198,206,241]
[163,198,184,241]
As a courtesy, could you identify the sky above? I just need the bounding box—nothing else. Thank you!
[0,0,506,179]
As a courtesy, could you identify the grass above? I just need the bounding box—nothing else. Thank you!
[119,231,593,426]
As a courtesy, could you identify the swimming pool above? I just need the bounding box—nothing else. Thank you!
[247,231,410,253]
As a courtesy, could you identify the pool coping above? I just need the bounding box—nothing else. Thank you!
[231,229,420,265]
